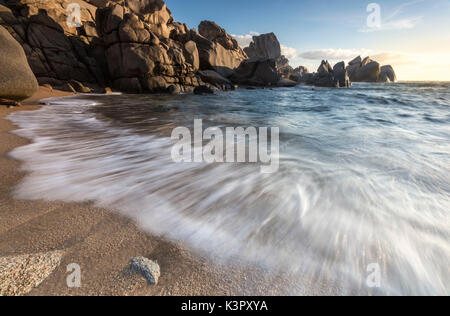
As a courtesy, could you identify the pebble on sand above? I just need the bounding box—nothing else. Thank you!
[130,257,161,285]
[0,250,65,296]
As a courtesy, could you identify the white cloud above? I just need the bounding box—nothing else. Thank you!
[299,48,373,61]
[231,31,260,48]
[280,45,298,60]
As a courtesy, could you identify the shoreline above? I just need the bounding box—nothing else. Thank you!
[0,87,292,296]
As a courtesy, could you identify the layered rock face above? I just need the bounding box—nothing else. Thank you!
[0,24,38,101]
[347,56,397,83]
[1,1,106,92]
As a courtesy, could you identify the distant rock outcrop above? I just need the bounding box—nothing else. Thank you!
[0,24,38,101]
[289,66,310,82]
[380,65,397,83]
[333,61,350,88]
[301,60,350,88]
[347,56,397,83]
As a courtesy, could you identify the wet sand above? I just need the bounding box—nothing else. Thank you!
[0,87,294,296]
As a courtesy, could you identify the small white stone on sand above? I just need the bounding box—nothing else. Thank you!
[130,257,160,285]
[0,250,65,296]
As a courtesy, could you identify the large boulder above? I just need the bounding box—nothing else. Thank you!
[355,60,381,82]
[0,25,38,101]
[197,70,233,90]
[195,20,247,77]
[380,65,397,83]
[244,32,281,60]
[230,58,281,86]
[243,32,296,80]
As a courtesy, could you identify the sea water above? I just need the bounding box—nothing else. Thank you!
[8,82,450,295]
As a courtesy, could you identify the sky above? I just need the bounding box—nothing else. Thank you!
[165,0,450,81]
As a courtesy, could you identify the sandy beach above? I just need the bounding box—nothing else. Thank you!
[0,87,292,296]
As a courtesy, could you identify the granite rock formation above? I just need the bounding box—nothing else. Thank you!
[380,65,397,83]
[244,32,280,60]
[95,2,203,93]
[243,32,293,78]
[333,61,351,88]
[190,20,247,78]
[0,1,106,92]
[347,56,397,83]
[0,0,249,94]
[289,66,310,82]
[230,58,281,86]
[0,0,354,93]
[301,60,350,88]
[197,70,233,90]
